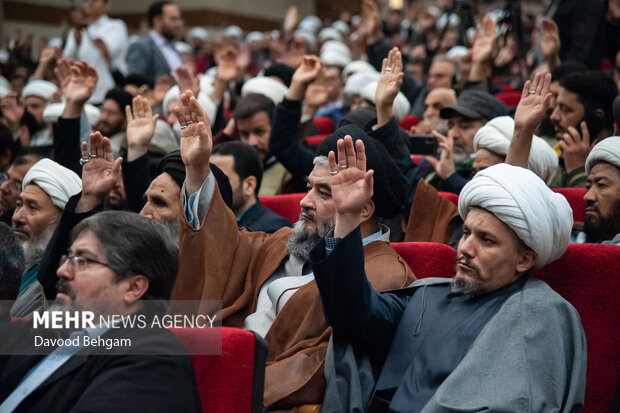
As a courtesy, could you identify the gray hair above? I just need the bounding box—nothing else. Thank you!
[313,155,329,167]
[71,211,178,302]
[0,223,25,300]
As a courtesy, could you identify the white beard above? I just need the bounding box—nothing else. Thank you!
[285,217,334,261]
[22,222,57,271]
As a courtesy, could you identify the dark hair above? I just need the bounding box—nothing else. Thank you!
[560,71,617,133]
[13,154,42,167]
[124,74,154,89]
[71,211,178,303]
[0,123,15,164]
[104,88,133,116]
[263,63,295,88]
[550,61,588,82]
[212,141,263,196]
[232,93,274,121]
[0,223,25,301]
[148,1,174,28]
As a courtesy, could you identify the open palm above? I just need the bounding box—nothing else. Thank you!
[472,17,497,63]
[177,90,213,169]
[376,47,404,108]
[126,95,158,149]
[56,58,98,103]
[514,72,551,131]
[81,132,122,200]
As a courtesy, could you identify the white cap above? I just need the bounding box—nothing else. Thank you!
[320,40,352,67]
[174,41,193,55]
[294,30,317,50]
[43,102,101,126]
[298,16,323,33]
[241,76,288,105]
[224,25,244,40]
[361,80,411,122]
[345,71,380,96]
[245,31,264,44]
[188,27,209,42]
[342,60,377,79]
[332,20,350,36]
[21,80,58,101]
[447,46,468,59]
[318,27,343,43]
[0,76,10,99]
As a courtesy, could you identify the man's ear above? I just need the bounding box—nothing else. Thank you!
[516,249,537,273]
[242,176,257,199]
[123,275,149,302]
[593,108,605,120]
[359,199,375,225]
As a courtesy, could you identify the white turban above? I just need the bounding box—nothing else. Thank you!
[298,16,323,34]
[473,116,558,182]
[43,102,101,126]
[0,75,10,99]
[332,20,350,36]
[585,136,620,174]
[163,85,216,125]
[294,30,317,50]
[342,60,377,79]
[224,25,243,40]
[188,27,209,42]
[458,163,573,268]
[245,31,263,44]
[360,80,411,122]
[241,76,288,105]
[320,40,352,68]
[21,80,58,101]
[318,27,343,42]
[174,41,193,55]
[345,71,380,96]
[22,158,82,211]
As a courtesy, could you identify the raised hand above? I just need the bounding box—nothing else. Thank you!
[304,80,332,109]
[77,131,123,212]
[288,55,323,100]
[283,5,299,34]
[215,46,239,83]
[560,121,591,174]
[126,95,158,161]
[359,0,382,42]
[425,130,456,180]
[472,16,497,64]
[177,90,212,194]
[540,18,560,66]
[55,58,98,104]
[514,72,552,131]
[0,92,25,131]
[376,47,404,126]
[151,74,171,107]
[176,66,201,96]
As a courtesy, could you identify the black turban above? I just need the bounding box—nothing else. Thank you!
[104,88,133,115]
[157,150,233,209]
[315,124,407,219]
[263,62,295,87]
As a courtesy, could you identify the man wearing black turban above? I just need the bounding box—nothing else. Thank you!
[173,90,416,410]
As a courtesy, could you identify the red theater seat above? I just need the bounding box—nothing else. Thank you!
[399,114,419,131]
[259,193,305,223]
[494,91,522,108]
[438,191,459,206]
[552,187,586,223]
[171,327,268,413]
[533,243,620,413]
[313,117,334,134]
[305,134,328,147]
[391,242,456,278]
[410,154,424,164]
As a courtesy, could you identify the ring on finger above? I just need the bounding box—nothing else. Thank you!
[79,158,91,166]
[180,125,187,129]
[528,90,536,94]
[186,120,194,124]
[330,170,339,175]
[338,164,348,170]
[385,67,392,73]
[89,154,97,159]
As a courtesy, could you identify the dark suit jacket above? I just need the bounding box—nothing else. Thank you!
[0,321,201,412]
[126,35,172,84]
[238,200,292,234]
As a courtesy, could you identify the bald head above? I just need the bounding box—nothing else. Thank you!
[424,88,456,120]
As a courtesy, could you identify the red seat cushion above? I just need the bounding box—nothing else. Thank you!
[398,114,419,132]
[552,187,586,223]
[391,242,456,278]
[313,117,334,135]
[305,134,328,147]
[438,191,459,206]
[410,154,424,164]
[494,91,522,108]
[259,193,305,223]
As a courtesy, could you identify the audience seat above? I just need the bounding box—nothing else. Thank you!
[552,187,586,223]
[170,327,268,413]
[259,193,305,223]
[437,191,459,206]
[305,134,328,147]
[533,243,620,413]
[313,117,334,135]
[494,91,522,108]
[410,154,424,164]
[391,242,456,278]
[398,114,419,131]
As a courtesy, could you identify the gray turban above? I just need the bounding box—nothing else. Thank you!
[22,158,82,210]
[458,163,573,268]
[585,136,620,175]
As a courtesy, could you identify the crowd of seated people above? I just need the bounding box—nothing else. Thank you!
[0,0,619,411]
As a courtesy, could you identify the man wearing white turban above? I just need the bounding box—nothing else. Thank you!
[311,142,586,412]
[21,79,58,146]
[580,136,620,245]
[11,158,81,296]
[473,115,558,181]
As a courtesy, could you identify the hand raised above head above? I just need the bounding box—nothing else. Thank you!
[79,131,122,203]
[513,72,552,132]
[55,58,98,104]
[376,47,404,110]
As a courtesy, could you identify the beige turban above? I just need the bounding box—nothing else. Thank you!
[585,136,620,174]
[458,163,573,268]
[22,158,82,210]
[473,116,558,181]
[360,80,411,122]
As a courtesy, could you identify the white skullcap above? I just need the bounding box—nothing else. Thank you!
[22,80,58,101]
[224,25,243,40]
[188,27,209,42]
[0,50,8,65]
[345,71,380,96]
[447,45,468,59]
[241,76,288,105]
[174,41,193,55]
[360,80,411,122]
[163,85,216,125]
[0,75,10,99]
[298,16,323,34]
[426,5,442,19]
[585,136,620,174]
[320,49,351,68]
[459,163,572,268]
[43,102,100,126]
[437,13,461,29]
[473,116,558,181]
[245,31,263,44]
[22,158,82,211]
[294,30,317,50]
[318,27,343,42]
[332,20,350,36]
[320,40,351,59]
[342,60,377,79]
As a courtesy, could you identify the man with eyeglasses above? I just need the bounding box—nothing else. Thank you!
[0,155,40,226]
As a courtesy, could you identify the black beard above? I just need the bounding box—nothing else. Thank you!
[584,199,620,243]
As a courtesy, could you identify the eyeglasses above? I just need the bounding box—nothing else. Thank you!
[59,254,111,271]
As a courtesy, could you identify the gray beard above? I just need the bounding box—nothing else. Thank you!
[162,218,180,248]
[22,222,57,271]
[285,217,334,261]
[449,276,479,295]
